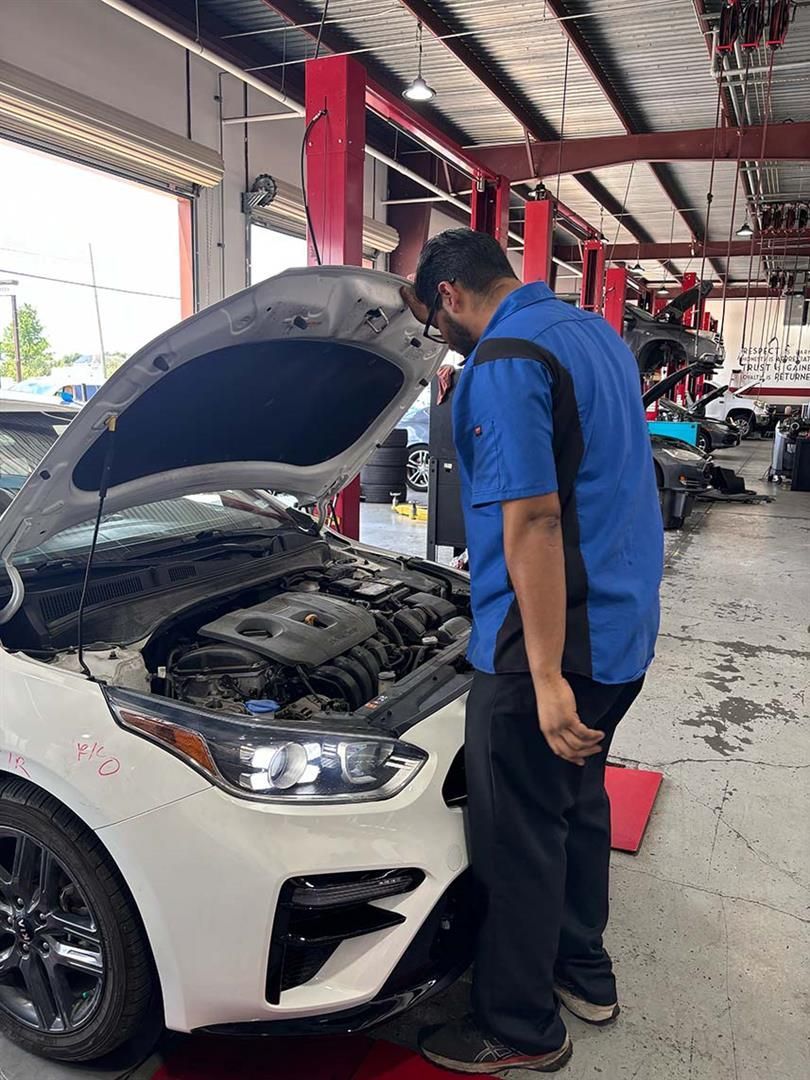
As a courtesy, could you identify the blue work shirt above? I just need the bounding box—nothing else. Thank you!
[452,281,664,685]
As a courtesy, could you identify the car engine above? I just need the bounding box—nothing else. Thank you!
[162,564,471,718]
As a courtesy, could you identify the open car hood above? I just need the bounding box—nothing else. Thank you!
[0,267,445,556]
[656,281,714,323]
[691,382,730,414]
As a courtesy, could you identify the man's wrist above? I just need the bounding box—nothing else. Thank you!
[532,669,564,691]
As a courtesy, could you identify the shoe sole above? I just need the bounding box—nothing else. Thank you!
[555,986,620,1026]
[421,1034,573,1074]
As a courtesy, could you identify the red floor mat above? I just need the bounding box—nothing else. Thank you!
[151,1034,372,1080]
[606,764,663,853]
[351,1042,455,1079]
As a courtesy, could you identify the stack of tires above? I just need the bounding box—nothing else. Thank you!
[360,428,408,503]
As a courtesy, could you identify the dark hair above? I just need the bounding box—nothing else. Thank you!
[413,227,518,305]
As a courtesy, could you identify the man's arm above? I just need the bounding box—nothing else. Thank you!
[503,493,604,766]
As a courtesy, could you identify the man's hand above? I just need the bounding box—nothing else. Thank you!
[535,673,604,766]
[401,284,430,326]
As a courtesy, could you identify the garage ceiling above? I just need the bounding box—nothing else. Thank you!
[131,0,810,287]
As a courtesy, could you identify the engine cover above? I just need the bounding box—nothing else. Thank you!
[198,592,377,669]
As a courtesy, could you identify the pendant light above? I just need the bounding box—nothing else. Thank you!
[629,245,644,274]
[736,218,753,238]
[656,284,670,297]
[403,22,436,102]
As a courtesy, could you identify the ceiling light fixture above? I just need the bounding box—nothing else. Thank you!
[629,259,644,273]
[403,22,436,102]
[656,284,670,296]
[736,219,753,238]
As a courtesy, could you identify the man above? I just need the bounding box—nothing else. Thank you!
[402,228,664,1074]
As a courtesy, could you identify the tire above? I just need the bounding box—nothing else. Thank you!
[370,447,411,466]
[0,779,160,1063]
[697,430,711,454]
[728,411,753,439]
[361,464,407,485]
[406,444,430,492]
[380,429,408,449]
[362,483,405,503]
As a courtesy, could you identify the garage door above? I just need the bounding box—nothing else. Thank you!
[0,59,223,192]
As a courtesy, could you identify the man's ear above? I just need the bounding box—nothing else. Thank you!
[439,280,464,313]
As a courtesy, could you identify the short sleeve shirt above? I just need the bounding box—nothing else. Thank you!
[452,281,664,685]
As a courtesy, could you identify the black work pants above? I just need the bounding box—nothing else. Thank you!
[465,669,644,1054]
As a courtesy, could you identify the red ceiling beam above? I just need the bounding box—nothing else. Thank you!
[476,123,810,182]
[557,240,810,262]
[259,0,598,240]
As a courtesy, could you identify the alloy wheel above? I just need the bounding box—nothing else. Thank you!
[406,446,430,492]
[0,829,104,1034]
[730,415,751,438]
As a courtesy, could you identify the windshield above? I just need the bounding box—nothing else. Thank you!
[14,490,308,567]
[0,411,73,493]
[10,379,59,396]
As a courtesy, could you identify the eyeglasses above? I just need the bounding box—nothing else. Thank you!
[421,291,447,341]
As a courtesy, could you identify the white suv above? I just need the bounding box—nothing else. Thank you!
[0,268,474,1063]
[695,380,771,438]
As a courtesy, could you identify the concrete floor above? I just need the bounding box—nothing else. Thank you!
[2,440,807,1080]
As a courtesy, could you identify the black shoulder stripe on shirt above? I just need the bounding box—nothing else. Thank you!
[478,336,593,678]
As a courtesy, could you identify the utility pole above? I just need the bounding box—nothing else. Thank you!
[0,280,21,381]
[88,244,107,378]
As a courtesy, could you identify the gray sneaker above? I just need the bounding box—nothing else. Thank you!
[555,983,620,1026]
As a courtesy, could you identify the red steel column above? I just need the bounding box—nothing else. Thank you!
[580,239,605,313]
[652,294,669,315]
[523,198,554,283]
[680,271,697,328]
[177,200,194,318]
[604,267,628,336]
[470,174,510,249]
[305,54,366,538]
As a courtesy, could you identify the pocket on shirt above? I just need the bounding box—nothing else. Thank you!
[471,418,502,502]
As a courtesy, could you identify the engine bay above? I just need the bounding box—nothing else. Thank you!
[162,564,470,718]
[37,552,472,722]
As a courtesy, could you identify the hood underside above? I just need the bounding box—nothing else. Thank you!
[0,267,445,556]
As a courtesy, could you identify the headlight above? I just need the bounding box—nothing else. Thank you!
[665,448,699,463]
[105,687,427,803]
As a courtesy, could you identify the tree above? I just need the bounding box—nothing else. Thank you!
[0,303,54,381]
[104,351,128,375]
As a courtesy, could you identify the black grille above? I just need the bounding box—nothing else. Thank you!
[169,565,197,582]
[40,575,145,623]
[266,869,424,1003]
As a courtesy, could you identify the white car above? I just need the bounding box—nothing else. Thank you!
[0,268,474,1063]
[693,380,771,438]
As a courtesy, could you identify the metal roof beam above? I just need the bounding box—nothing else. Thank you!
[258,0,597,240]
[475,123,810,181]
[557,240,810,262]
[543,0,727,281]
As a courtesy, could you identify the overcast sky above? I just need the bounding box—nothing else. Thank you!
[0,140,182,360]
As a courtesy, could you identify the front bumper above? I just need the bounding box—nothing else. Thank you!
[97,696,468,1034]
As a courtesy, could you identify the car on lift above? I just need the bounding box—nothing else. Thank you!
[656,397,741,454]
[0,268,480,1065]
[624,281,722,375]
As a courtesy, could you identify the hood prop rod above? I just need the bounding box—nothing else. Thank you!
[76,415,118,679]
